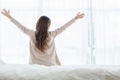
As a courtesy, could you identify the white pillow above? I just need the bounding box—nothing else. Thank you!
[0,59,5,64]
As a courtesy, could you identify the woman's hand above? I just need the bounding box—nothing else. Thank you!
[74,12,85,20]
[1,9,12,19]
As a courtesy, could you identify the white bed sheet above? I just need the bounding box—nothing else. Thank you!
[0,64,120,80]
[0,59,5,64]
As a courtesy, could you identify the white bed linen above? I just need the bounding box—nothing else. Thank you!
[0,59,5,64]
[0,64,120,80]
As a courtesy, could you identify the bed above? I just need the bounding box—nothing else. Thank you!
[0,61,120,80]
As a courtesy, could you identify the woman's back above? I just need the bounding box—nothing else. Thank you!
[29,31,58,66]
[9,16,81,66]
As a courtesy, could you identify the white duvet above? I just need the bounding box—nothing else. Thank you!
[0,64,120,80]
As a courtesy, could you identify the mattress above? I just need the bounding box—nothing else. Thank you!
[0,64,120,80]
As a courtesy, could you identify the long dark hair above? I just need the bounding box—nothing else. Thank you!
[35,16,51,52]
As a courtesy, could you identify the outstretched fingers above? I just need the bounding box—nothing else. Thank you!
[77,12,80,15]
[1,9,11,19]
[79,13,85,18]
[2,9,10,14]
[75,12,85,19]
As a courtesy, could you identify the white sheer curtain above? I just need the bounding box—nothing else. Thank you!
[0,0,120,65]
[92,0,120,65]
[0,0,42,64]
[41,0,89,65]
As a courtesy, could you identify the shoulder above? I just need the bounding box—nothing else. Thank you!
[48,31,55,37]
[28,30,36,38]
[48,30,58,38]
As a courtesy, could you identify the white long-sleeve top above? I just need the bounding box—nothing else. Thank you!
[10,17,76,66]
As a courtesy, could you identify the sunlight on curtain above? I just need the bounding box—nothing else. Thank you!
[41,0,89,65]
[92,0,120,65]
[0,0,42,64]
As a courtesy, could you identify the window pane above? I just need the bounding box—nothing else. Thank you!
[41,0,89,65]
[93,7,120,65]
[0,0,41,64]
[93,0,120,9]
[42,0,88,10]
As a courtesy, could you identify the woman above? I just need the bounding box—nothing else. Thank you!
[1,9,85,66]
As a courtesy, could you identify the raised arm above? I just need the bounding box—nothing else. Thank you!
[51,12,85,37]
[1,9,33,36]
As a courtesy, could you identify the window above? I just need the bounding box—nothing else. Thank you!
[0,0,41,64]
[93,0,120,65]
